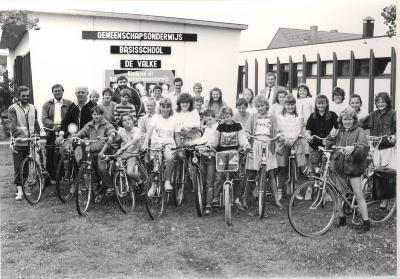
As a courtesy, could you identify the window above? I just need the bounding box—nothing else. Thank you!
[375,58,391,76]
[280,64,289,87]
[237,65,245,96]
[296,63,303,85]
[322,61,333,76]
[268,64,277,74]
[338,60,350,76]
[307,62,317,76]
[355,59,369,76]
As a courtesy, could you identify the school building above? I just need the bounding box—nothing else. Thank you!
[238,17,396,116]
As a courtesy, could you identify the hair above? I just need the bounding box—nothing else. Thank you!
[332,86,345,101]
[75,86,88,93]
[282,94,298,116]
[203,109,215,118]
[120,89,132,98]
[157,97,174,117]
[193,82,202,89]
[218,106,234,118]
[17,86,30,95]
[173,77,183,84]
[338,107,358,128]
[91,105,104,115]
[193,94,204,104]
[266,72,276,80]
[253,95,269,111]
[121,113,136,121]
[176,93,194,112]
[117,76,128,83]
[153,85,162,92]
[102,87,113,97]
[208,87,223,106]
[273,89,288,104]
[243,88,254,105]
[236,98,248,108]
[51,84,64,92]
[374,92,392,110]
[312,94,332,120]
[145,97,156,106]
[297,83,312,98]
[89,90,100,98]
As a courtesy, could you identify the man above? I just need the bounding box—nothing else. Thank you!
[192,82,203,100]
[41,84,73,182]
[56,86,96,159]
[166,77,183,111]
[259,72,286,106]
[111,76,145,117]
[8,86,41,200]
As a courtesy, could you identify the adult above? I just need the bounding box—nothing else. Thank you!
[8,86,41,200]
[259,72,286,106]
[111,76,145,117]
[41,84,73,182]
[166,77,183,111]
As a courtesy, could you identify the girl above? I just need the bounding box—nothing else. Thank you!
[208,106,250,210]
[244,95,282,208]
[233,98,251,128]
[326,108,370,233]
[349,94,368,121]
[330,86,347,115]
[143,98,177,192]
[98,88,117,127]
[243,88,257,113]
[270,90,288,116]
[276,94,305,200]
[202,88,227,118]
[89,90,100,104]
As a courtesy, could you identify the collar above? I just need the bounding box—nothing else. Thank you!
[73,99,90,107]
[53,98,64,104]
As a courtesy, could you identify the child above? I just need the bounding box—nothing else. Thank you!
[89,90,100,104]
[143,98,177,192]
[152,85,163,109]
[243,88,257,113]
[113,89,136,126]
[233,98,251,128]
[190,109,218,215]
[305,95,339,178]
[276,94,305,200]
[100,114,144,186]
[138,97,157,135]
[270,89,288,116]
[244,95,282,208]
[349,94,368,122]
[202,88,227,118]
[208,106,250,210]
[330,86,347,115]
[326,108,370,233]
[98,88,117,127]
[193,94,205,123]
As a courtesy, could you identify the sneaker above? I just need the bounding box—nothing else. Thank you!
[234,198,244,211]
[304,186,312,201]
[204,205,211,216]
[147,183,156,197]
[338,216,346,227]
[164,181,173,192]
[356,220,370,234]
[15,192,23,201]
[379,199,388,209]
[69,183,76,194]
[295,194,303,200]
[277,189,282,201]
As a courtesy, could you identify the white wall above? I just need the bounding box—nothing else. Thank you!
[25,12,242,121]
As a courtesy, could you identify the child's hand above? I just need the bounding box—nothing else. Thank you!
[343,146,355,156]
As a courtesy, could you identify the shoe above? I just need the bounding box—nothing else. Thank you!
[164,180,173,192]
[147,183,156,197]
[295,194,303,200]
[338,216,346,227]
[242,196,248,208]
[69,184,76,194]
[95,194,103,204]
[106,188,114,195]
[15,192,23,201]
[274,199,283,209]
[204,205,211,216]
[325,194,332,202]
[277,189,282,201]
[234,198,244,211]
[304,186,312,201]
[379,199,388,209]
[356,220,370,234]
[211,197,219,205]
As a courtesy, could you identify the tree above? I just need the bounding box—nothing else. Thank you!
[0,10,40,35]
[381,4,396,37]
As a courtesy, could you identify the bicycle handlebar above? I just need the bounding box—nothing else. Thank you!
[249,135,280,142]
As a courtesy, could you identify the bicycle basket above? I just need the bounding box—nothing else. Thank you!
[372,167,396,200]
[215,151,239,172]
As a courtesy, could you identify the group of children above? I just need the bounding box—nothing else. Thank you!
[75,80,396,233]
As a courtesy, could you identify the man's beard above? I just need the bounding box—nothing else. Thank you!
[119,85,127,89]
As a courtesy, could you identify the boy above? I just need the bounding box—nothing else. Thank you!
[98,88,117,127]
[193,94,204,123]
[113,89,136,126]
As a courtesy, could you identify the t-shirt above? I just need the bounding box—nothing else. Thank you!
[232,112,251,129]
[138,114,154,134]
[277,114,303,139]
[270,103,284,116]
[117,126,143,153]
[216,121,242,151]
[254,114,274,136]
[173,110,201,133]
[165,92,180,111]
[114,103,136,125]
[296,98,313,125]
[149,114,177,147]
[99,101,117,126]
[306,111,338,147]
[330,101,347,116]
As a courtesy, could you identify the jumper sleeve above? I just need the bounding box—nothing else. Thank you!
[7,106,20,138]
[353,128,368,150]
[207,129,220,147]
[238,129,249,148]
[41,102,53,128]
[75,123,90,139]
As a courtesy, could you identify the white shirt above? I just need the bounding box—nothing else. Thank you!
[53,98,63,125]
[277,114,303,139]
[166,91,180,111]
[173,110,201,133]
[149,114,177,147]
[266,86,275,106]
[330,101,347,116]
[117,127,143,153]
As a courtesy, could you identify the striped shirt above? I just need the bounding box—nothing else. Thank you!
[113,102,136,125]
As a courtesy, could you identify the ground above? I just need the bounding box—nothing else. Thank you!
[0,144,396,279]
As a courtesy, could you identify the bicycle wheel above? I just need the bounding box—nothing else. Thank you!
[224,182,232,226]
[192,166,204,217]
[75,163,92,216]
[56,157,77,203]
[114,170,135,213]
[172,160,185,207]
[258,166,267,218]
[362,177,396,223]
[145,173,165,220]
[288,179,337,237]
[21,157,43,205]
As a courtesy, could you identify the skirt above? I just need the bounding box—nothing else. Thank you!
[245,139,277,171]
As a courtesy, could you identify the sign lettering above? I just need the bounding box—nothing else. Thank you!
[121,60,161,69]
[83,31,197,41]
[111,45,171,54]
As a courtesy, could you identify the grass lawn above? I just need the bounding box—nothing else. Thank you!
[0,144,396,278]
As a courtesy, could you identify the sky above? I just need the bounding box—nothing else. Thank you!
[0,0,395,50]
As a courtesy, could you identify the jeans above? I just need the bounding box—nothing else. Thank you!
[45,131,59,180]
[12,145,30,186]
[200,155,216,204]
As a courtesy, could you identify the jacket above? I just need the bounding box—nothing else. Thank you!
[361,108,396,149]
[60,100,96,138]
[8,102,40,146]
[41,98,73,128]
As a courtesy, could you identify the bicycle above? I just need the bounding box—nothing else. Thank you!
[73,137,109,216]
[288,145,395,237]
[361,135,396,223]
[248,135,279,218]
